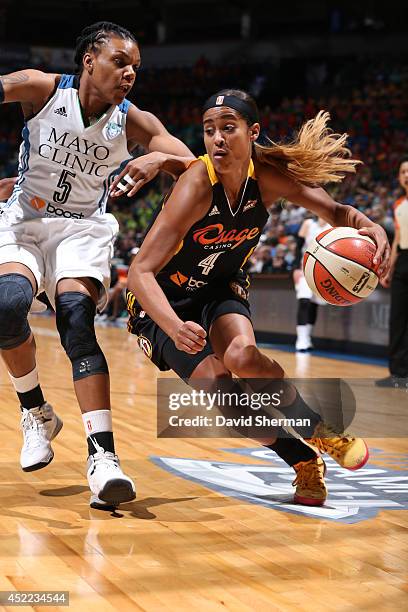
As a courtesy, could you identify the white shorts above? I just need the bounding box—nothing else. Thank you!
[0,214,119,311]
[295,274,327,306]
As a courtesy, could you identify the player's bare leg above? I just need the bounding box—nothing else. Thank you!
[187,314,326,505]
[212,313,368,471]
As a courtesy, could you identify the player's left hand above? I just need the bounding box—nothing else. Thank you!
[109,152,165,198]
[358,225,391,279]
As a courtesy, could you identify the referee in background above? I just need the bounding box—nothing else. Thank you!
[376,157,408,387]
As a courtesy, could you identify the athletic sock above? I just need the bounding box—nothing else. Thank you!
[8,367,45,411]
[82,409,115,455]
[243,378,322,438]
[267,433,318,466]
[278,389,321,438]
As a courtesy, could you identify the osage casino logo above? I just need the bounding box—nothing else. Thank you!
[193,223,260,251]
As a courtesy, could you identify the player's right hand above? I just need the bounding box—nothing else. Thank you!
[173,321,207,354]
[380,271,392,288]
[109,152,164,198]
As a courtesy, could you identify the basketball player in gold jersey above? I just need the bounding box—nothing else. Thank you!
[127,89,390,505]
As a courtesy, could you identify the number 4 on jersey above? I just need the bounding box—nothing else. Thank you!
[198,252,223,275]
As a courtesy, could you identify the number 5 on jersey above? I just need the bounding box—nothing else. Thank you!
[53,169,76,205]
[198,253,223,275]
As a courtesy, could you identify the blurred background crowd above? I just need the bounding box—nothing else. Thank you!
[1,55,405,283]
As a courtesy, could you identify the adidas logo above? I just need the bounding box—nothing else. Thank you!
[209,205,220,216]
[54,106,67,117]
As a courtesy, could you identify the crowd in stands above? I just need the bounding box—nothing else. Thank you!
[1,56,407,279]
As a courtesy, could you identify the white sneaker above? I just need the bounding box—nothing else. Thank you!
[296,325,313,351]
[306,324,315,349]
[20,403,63,472]
[94,314,108,326]
[87,438,136,507]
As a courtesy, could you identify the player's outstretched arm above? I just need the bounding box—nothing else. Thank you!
[127,162,210,353]
[257,165,390,278]
[110,105,195,198]
[0,69,57,111]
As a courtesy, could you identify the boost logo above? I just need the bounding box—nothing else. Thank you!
[45,203,84,219]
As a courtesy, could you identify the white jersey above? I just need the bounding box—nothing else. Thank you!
[302,219,331,255]
[394,196,408,249]
[4,74,132,222]
[297,219,331,305]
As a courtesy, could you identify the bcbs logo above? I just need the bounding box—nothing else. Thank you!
[193,223,260,251]
[170,271,207,291]
[186,277,207,291]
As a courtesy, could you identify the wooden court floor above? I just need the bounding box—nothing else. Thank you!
[0,315,407,611]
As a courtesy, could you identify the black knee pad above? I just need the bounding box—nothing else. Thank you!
[55,292,108,381]
[0,273,33,349]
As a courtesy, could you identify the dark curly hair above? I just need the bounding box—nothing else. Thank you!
[74,21,137,73]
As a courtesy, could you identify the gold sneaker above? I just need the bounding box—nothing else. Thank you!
[307,423,369,470]
[292,456,327,506]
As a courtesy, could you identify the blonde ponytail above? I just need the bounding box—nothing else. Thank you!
[255,111,361,185]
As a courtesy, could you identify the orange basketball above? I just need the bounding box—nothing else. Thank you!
[303,227,379,306]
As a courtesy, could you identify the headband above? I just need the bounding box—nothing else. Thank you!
[202,94,259,125]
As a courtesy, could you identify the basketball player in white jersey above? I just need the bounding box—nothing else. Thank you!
[0,22,194,509]
[293,216,331,351]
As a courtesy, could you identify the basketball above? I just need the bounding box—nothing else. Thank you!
[303,227,379,306]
